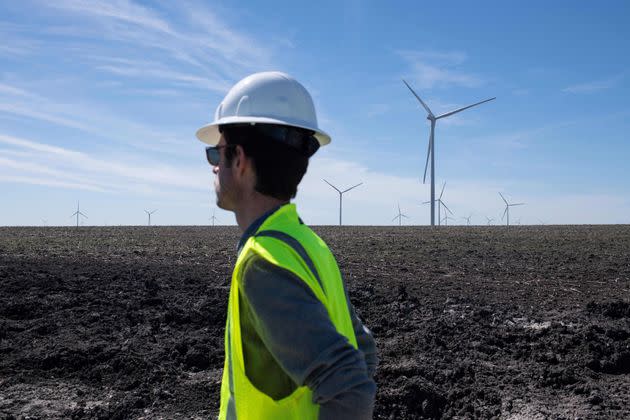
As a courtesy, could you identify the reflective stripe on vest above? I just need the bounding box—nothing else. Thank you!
[218,204,357,420]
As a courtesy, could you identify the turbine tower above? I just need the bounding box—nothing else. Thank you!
[70,201,87,227]
[323,179,362,226]
[462,214,472,226]
[442,215,455,226]
[392,203,409,226]
[499,192,525,228]
[422,182,452,226]
[145,209,157,226]
[403,80,495,226]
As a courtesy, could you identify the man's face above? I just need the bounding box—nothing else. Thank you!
[212,135,237,211]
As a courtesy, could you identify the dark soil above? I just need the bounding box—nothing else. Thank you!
[1,225,629,419]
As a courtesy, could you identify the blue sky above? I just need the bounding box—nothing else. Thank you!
[1,0,629,226]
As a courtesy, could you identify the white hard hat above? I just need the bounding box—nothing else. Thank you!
[196,71,330,147]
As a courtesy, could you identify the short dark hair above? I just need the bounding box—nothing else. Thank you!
[220,124,316,200]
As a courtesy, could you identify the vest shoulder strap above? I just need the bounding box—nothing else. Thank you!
[255,229,325,295]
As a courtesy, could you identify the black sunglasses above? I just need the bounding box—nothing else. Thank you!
[205,145,234,166]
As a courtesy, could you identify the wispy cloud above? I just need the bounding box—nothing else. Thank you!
[562,76,622,94]
[398,50,483,89]
[0,103,93,132]
[0,23,38,56]
[0,134,210,194]
[94,62,230,93]
[0,82,188,154]
[0,1,286,158]
[42,0,275,88]
[0,174,109,192]
[0,83,36,97]
[47,0,174,34]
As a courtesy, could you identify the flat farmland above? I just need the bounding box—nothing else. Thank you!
[1,225,629,419]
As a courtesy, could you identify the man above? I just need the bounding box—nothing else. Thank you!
[196,72,377,419]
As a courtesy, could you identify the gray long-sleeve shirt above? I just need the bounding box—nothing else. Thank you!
[235,208,378,419]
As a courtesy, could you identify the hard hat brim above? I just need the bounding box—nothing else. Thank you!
[196,116,331,147]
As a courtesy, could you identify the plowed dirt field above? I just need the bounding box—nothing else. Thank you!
[1,225,629,419]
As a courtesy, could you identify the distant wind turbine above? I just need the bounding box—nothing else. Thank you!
[485,216,494,226]
[144,209,157,226]
[41,219,48,227]
[323,179,362,226]
[403,79,495,226]
[442,215,455,226]
[462,214,472,226]
[210,209,218,226]
[422,182,452,226]
[537,218,550,225]
[499,192,525,228]
[392,203,409,226]
[70,202,87,227]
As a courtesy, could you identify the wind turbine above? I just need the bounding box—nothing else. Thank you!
[392,203,409,226]
[499,192,525,228]
[323,179,362,226]
[41,219,48,227]
[462,214,473,226]
[144,209,157,226]
[210,209,218,226]
[485,216,494,226]
[537,218,550,226]
[422,182,452,226]
[442,215,455,226]
[403,80,495,226]
[70,202,87,227]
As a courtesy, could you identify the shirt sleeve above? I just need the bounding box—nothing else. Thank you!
[240,255,376,420]
[347,301,379,379]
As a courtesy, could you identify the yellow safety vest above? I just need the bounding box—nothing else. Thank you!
[218,203,358,420]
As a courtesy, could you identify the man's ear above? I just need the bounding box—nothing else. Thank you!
[233,145,248,176]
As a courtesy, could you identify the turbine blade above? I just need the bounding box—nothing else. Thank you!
[499,192,508,205]
[442,202,453,215]
[402,214,409,218]
[392,215,398,222]
[439,181,446,199]
[402,79,434,117]
[511,203,525,206]
[435,97,496,119]
[422,128,432,183]
[502,207,508,220]
[398,203,401,214]
[323,179,341,193]
[342,182,363,193]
